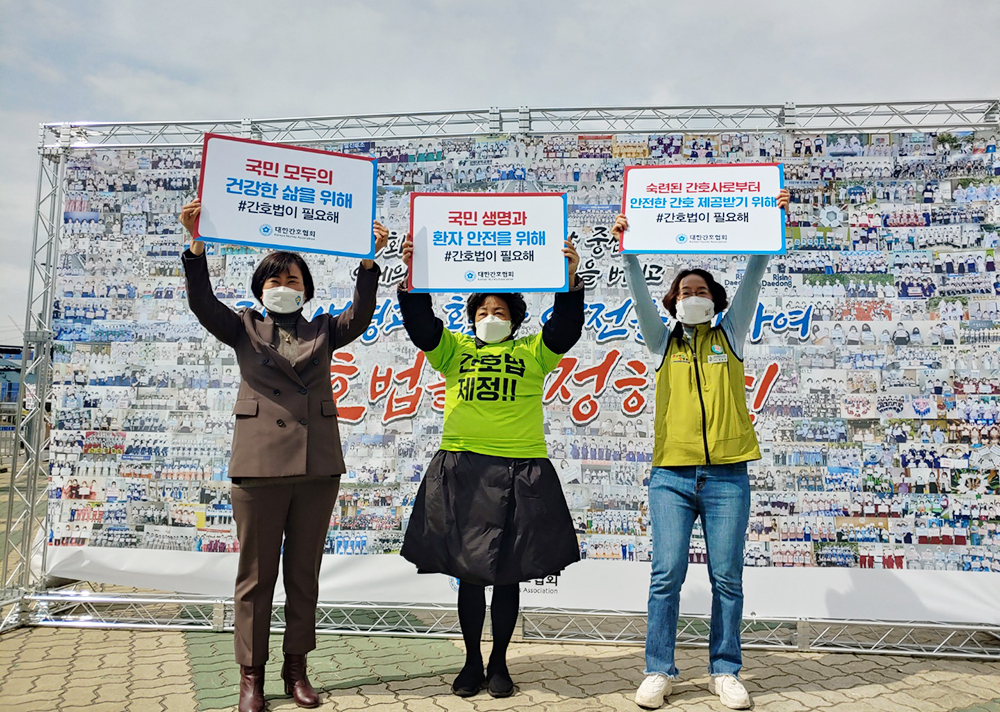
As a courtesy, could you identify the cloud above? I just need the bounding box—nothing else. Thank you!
[0,260,30,344]
[1,0,999,334]
[81,65,237,120]
[0,105,47,335]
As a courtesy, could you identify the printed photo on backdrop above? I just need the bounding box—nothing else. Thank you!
[407,192,569,293]
[196,133,377,257]
[621,163,785,255]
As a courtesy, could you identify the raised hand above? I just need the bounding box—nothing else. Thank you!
[179,199,204,256]
[563,233,580,284]
[400,236,413,270]
[362,220,390,270]
[373,221,389,252]
[611,213,629,240]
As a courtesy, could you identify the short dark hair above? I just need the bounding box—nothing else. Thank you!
[465,293,527,334]
[251,251,314,302]
[661,269,728,318]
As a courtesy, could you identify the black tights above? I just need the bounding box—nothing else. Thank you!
[457,581,519,672]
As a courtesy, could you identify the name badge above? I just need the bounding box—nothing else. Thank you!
[707,353,729,364]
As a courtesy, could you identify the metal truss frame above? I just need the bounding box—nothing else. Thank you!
[4,102,1000,661]
[36,99,1000,149]
[0,593,24,634]
[2,126,67,595]
[18,590,1000,660]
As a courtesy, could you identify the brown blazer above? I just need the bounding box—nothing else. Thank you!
[182,250,380,478]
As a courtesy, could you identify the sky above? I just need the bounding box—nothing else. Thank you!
[1,0,998,344]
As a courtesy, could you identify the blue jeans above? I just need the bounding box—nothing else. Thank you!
[645,463,750,678]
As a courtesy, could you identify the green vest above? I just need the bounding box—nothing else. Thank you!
[652,322,761,467]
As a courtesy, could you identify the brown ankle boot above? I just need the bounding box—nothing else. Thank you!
[281,654,320,708]
[238,665,266,712]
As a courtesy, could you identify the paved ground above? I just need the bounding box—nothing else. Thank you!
[4,459,1000,711]
[1,626,999,711]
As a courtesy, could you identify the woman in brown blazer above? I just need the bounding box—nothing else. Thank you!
[179,198,387,712]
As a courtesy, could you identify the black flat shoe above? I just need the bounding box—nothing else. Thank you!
[452,664,485,697]
[486,666,515,698]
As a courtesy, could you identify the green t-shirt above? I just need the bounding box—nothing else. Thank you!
[426,329,564,458]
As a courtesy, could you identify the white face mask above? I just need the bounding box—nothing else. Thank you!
[675,296,715,325]
[262,286,305,314]
[475,315,512,343]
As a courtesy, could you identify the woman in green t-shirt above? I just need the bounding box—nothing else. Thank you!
[396,236,584,699]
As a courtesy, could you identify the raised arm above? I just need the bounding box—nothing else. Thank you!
[721,189,789,356]
[182,249,242,348]
[623,253,670,357]
[720,254,769,359]
[542,236,585,354]
[395,236,443,351]
[396,286,444,351]
[542,278,585,354]
[331,262,381,349]
[332,220,388,349]
[179,199,241,348]
[613,214,669,357]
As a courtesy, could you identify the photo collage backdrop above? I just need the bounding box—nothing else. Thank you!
[49,129,1000,580]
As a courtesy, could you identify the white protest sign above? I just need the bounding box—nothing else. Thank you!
[197,133,377,257]
[621,163,785,254]
[407,193,568,293]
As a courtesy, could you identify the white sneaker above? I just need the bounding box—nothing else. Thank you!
[709,674,751,709]
[634,673,673,709]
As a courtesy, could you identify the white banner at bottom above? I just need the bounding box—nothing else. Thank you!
[47,547,1000,625]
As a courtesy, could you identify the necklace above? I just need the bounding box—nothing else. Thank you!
[282,332,292,345]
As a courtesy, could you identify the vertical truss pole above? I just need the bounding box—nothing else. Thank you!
[518,106,531,133]
[779,101,797,129]
[2,125,65,591]
[987,100,1000,129]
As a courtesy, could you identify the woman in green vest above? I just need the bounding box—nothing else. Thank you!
[614,189,789,711]
[395,235,584,699]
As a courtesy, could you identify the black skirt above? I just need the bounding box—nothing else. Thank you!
[401,450,580,586]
